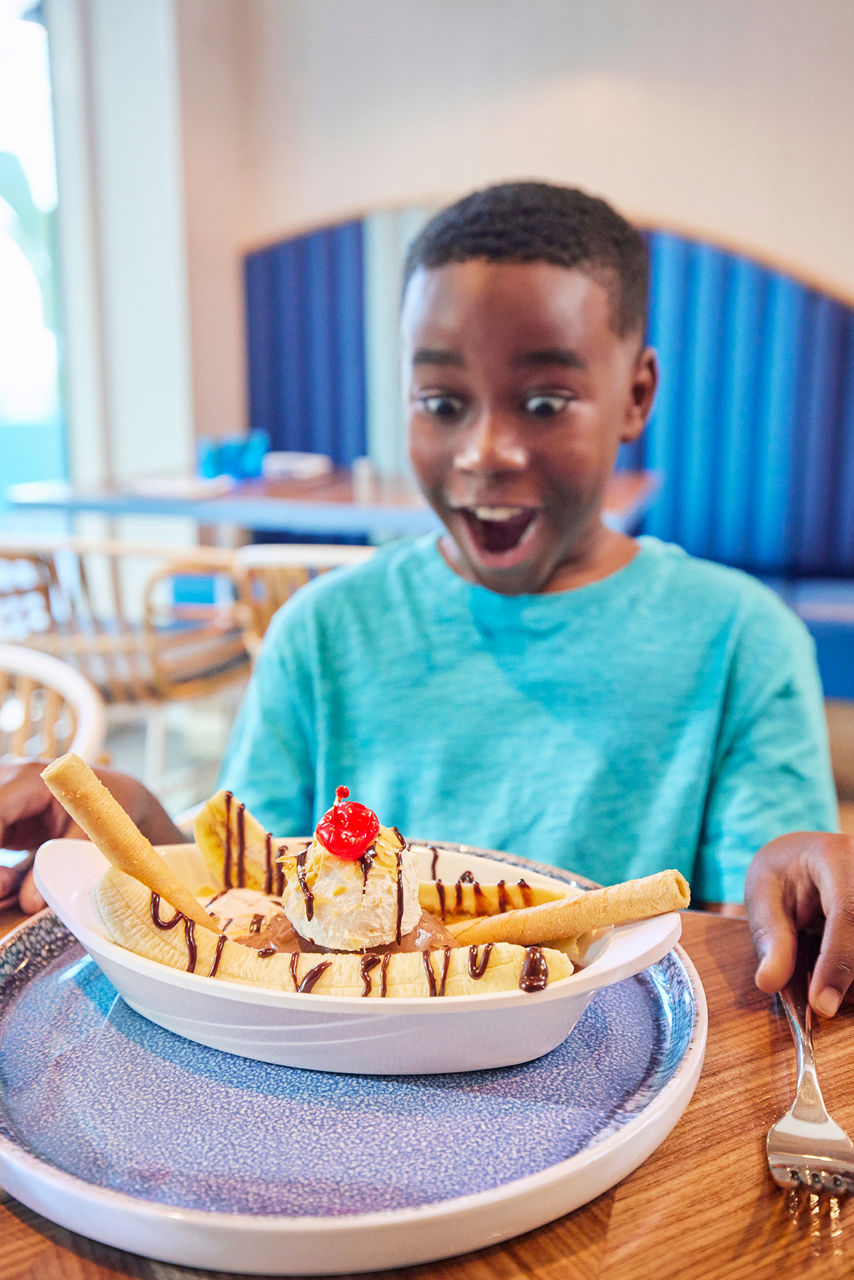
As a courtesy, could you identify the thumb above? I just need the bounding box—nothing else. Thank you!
[746,871,798,994]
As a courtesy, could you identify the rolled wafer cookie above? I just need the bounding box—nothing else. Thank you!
[40,753,220,935]
[446,869,690,947]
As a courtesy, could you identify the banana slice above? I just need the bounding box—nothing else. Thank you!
[193,789,285,895]
[418,879,576,920]
[93,866,573,997]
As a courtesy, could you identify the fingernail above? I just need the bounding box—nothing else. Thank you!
[814,987,842,1017]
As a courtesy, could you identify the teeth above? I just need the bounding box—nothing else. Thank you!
[470,506,526,521]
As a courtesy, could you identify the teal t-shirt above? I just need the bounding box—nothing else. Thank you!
[220,535,838,903]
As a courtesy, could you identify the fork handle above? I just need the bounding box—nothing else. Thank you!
[779,933,828,1125]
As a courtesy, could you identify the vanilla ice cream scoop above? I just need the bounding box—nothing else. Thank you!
[279,788,421,951]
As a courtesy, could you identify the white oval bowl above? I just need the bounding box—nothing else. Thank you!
[34,838,682,1075]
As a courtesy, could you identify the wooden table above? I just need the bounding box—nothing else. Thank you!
[1,910,852,1279]
[3,470,661,539]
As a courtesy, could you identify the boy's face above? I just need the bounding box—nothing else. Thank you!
[401,260,657,595]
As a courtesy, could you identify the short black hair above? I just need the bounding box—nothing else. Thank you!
[402,181,648,338]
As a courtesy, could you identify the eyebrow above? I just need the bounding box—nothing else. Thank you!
[412,347,465,367]
[512,348,586,370]
[411,346,586,370]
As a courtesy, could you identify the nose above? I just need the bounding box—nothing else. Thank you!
[453,410,528,474]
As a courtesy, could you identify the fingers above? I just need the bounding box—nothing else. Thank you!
[808,883,854,1018]
[745,831,854,1016]
[0,853,36,913]
[745,853,798,994]
[0,761,67,850]
[17,867,45,915]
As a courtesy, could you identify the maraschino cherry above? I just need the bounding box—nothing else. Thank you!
[316,786,379,861]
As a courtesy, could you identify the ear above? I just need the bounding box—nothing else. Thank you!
[621,346,658,443]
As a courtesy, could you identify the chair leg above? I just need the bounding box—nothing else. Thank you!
[143,704,168,793]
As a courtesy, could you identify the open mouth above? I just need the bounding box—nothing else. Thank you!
[459,506,538,557]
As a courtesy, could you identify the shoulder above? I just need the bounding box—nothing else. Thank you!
[262,535,441,638]
[637,537,804,629]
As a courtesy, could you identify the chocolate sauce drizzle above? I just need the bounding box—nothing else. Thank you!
[422,950,437,996]
[150,894,181,929]
[223,791,234,888]
[295,847,314,921]
[359,954,381,996]
[467,943,494,978]
[437,946,451,997]
[519,946,549,992]
[432,875,535,920]
[429,846,439,880]
[394,849,405,943]
[263,832,285,896]
[150,893,198,972]
[358,844,377,887]
[208,932,227,977]
[291,958,332,994]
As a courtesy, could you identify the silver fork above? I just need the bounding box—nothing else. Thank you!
[766,934,854,1194]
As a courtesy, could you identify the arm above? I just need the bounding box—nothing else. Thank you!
[694,604,838,905]
[0,760,187,913]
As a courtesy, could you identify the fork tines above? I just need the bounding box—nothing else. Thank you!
[768,1158,854,1194]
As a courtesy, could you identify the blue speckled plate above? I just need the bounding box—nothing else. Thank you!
[0,910,706,1275]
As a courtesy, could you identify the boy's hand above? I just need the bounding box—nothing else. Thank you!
[745,831,854,1017]
[0,761,189,914]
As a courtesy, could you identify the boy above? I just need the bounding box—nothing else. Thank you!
[0,181,851,1014]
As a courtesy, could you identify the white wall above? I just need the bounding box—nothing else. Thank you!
[50,0,854,479]
[235,0,854,298]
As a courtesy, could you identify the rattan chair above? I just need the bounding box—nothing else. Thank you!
[0,641,107,762]
[232,542,376,655]
[0,536,249,791]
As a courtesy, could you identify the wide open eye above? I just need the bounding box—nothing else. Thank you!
[522,393,572,418]
[417,393,465,419]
